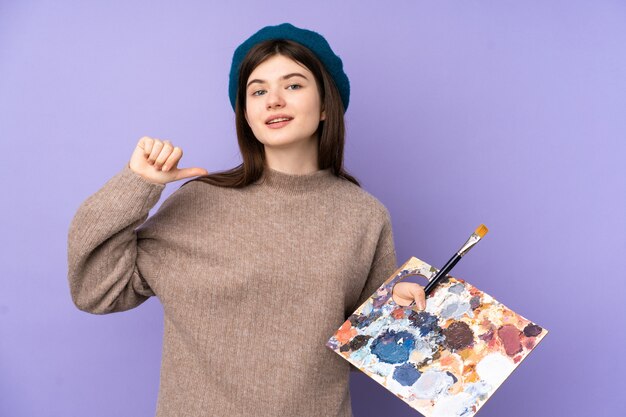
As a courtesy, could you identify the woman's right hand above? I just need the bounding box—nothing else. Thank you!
[129,136,209,185]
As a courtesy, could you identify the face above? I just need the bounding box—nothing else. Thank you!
[244,54,326,150]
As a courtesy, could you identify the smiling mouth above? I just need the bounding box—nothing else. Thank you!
[266,118,293,128]
[266,117,293,125]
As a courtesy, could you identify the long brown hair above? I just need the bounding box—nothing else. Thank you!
[181,38,360,189]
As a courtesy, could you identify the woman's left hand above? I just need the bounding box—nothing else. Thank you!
[392,282,426,310]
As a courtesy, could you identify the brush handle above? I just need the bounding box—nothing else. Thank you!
[423,253,462,296]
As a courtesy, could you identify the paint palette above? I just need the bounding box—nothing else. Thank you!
[326,256,548,417]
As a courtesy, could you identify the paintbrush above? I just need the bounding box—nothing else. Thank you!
[423,224,489,296]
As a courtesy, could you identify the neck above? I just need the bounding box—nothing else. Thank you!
[263,136,319,175]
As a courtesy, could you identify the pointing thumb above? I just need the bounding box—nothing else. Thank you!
[177,167,209,179]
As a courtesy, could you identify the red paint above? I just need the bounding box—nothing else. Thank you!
[498,324,523,356]
[392,308,405,319]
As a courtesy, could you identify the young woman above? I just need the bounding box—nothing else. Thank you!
[68,22,425,417]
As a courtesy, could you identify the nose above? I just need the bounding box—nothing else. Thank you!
[266,88,285,109]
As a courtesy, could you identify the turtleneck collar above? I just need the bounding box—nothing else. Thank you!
[253,166,336,195]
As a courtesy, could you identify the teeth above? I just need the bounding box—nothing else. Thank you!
[268,117,291,124]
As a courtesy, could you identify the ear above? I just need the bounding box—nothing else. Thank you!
[320,108,326,121]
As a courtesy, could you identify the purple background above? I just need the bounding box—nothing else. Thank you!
[1,1,624,416]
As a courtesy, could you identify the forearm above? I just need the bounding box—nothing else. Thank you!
[67,165,165,314]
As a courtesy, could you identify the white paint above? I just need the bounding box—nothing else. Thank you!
[475,352,515,387]
[432,392,474,417]
[411,370,455,400]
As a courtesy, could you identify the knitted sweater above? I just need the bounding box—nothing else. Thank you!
[67,163,398,417]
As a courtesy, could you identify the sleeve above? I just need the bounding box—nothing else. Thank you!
[349,208,398,373]
[352,208,398,312]
[66,164,166,315]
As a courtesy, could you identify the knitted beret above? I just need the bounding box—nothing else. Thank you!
[228,22,350,113]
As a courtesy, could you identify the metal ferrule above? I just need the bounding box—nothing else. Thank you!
[457,233,482,257]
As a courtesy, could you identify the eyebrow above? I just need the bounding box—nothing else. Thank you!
[246,72,308,89]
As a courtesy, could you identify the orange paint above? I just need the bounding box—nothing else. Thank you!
[336,320,357,344]
[463,368,480,383]
[440,354,455,367]
[459,347,475,361]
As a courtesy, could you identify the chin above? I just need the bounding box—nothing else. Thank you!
[258,133,309,147]
[261,138,302,149]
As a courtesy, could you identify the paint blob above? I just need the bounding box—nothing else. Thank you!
[443,321,475,351]
[392,362,422,386]
[371,329,416,364]
[498,324,523,356]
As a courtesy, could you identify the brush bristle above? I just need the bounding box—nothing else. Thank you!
[475,224,489,238]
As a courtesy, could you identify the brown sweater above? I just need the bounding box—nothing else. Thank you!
[67,163,397,417]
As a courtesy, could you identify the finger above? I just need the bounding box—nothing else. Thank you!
[154,140,174,169]
[138,136,154,158]
[411,285,426,310]
[162,146,182,172]
[175,167,210,180]
[148,139,164,165]
[144,137,155,158]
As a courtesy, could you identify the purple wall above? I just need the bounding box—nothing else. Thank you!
[1,1,624,416]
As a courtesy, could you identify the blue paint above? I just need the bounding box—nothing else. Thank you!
[441,303,458,318]
[372,293,390,309]
[449,283,465,294]
[446,371,458,384]
[352,310,383,329]
[408,311,440,336]
[392,362,422,386]
[370,330,415,364]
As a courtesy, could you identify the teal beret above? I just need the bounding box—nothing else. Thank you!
[228,22,350,113]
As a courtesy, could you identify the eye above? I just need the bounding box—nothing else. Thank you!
[251,84,301,96]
